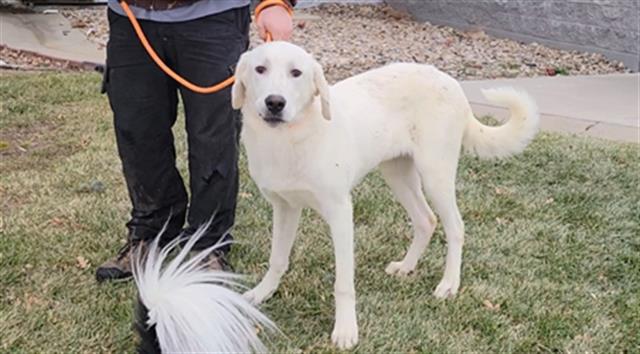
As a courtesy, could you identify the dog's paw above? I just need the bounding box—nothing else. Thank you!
[243,286,275,305]
[331,318,359,349]
[385,261,415,276]
[433,277,460,299]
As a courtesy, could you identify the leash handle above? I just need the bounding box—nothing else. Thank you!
[119,0,290,94]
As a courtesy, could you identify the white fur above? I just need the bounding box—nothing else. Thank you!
[464,87,539,159]
[132,225,277,353]
[232,42,539,349]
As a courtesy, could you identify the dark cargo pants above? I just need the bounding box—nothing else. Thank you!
[104,7,250,251]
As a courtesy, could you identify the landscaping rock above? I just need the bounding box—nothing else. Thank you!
[3,4,627,80]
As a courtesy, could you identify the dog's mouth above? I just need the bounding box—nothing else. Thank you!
[263,115,285,126]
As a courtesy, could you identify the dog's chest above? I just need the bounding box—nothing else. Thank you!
[244,136,313,190]
[248,154,324,209]
[243,128,349,208]
[249,157,307,191]
[264,188,323,210]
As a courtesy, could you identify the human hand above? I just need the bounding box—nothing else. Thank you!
[256,5,293,41]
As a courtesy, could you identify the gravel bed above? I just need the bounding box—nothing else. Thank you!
[7,4,630,81]
[295,5,627,83]
[61,7,109,51]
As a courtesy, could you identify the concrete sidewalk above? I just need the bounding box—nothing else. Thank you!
[0,12,105,65]
[461,74,639,143]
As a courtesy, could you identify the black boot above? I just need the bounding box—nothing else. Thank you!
[96,240,148,283]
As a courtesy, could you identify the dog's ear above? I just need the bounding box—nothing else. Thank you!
[231,52,248,110]
[313,61,331,121]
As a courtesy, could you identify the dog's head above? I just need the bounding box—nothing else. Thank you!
[231,42,331,126]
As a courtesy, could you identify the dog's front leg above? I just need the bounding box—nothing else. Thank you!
[244,198,302,305]
[322,198,358,349]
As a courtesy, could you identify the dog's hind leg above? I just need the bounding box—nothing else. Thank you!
[380,157,437,276]
[414,147,465,299]
[244,196,302,305]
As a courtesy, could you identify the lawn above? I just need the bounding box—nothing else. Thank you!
[1,72,638,353]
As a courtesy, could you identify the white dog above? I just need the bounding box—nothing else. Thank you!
[232,41,538,349]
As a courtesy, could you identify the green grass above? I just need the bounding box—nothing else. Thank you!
[1,71,638,353]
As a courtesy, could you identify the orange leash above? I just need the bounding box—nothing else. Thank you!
[119,0,293,94]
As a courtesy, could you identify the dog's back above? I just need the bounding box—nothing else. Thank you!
[327,63,473,172]
[331,62,538,163]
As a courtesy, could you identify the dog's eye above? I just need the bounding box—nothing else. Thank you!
[255,66,267,74]
[291,69,302,78]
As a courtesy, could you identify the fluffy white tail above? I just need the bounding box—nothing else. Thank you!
[132,226,276,353]
[463,87,539,159]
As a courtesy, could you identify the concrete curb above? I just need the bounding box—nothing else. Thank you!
[0,44,102,70]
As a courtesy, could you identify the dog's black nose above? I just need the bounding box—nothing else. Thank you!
[265,95,286,114]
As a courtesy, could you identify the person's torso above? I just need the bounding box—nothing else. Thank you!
[107,0,251,22]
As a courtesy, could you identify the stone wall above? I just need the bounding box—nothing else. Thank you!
[387,0,639,71]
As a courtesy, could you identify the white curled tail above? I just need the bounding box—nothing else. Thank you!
[463,87,539,159]
[132,225,277,353]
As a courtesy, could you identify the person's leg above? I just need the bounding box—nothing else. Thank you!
[171,6,250,252]
[97,10,186,282]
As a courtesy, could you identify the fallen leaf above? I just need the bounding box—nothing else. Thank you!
[25,294,41,311]
[483,299,501,311]
[466,29,487,39]
[50,217,64,227]
[76,256,90,270]
[80,136,91,147]
[70,18,86,28]
[383,8,409,20]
